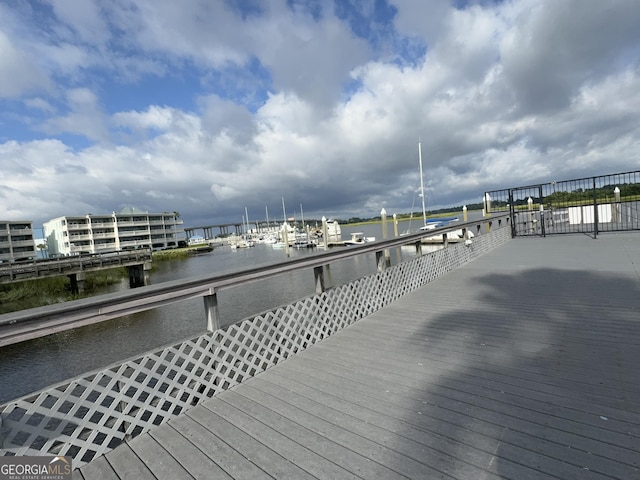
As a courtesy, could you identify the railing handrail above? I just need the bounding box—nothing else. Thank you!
[0,215,507,343]
[0,251,150,273]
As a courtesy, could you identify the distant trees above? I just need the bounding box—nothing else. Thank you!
[545,182,640,206]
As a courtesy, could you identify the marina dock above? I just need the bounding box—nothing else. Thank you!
[75,233,640,479]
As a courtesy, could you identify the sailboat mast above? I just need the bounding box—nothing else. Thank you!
[418,141,427,227]
[281,197,287,223]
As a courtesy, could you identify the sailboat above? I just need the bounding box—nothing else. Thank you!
[416,142,459,230]
[272,197,294,249]
[408,142,467,242]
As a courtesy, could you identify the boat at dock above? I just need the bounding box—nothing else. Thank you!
[343,232,376,246]
[401,141,465,243]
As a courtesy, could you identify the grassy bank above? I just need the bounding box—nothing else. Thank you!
[0,246,215,314]
[344,209,482,227]
[152,244,212,261]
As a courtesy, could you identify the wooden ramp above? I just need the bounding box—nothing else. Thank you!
[76,233,640,479]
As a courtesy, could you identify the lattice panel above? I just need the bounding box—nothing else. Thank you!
[0,226,511,467]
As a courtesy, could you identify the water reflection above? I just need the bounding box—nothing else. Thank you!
[0,218,460,403]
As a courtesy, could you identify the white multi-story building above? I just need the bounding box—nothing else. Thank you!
[44,208,183,256]
[0,221,37,262]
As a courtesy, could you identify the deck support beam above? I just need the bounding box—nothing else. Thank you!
[126,262,151,288]
[68,272,86,294]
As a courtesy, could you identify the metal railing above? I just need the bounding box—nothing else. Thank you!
[485,170,640,237]
[0,216,510,467]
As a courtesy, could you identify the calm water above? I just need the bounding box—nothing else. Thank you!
[0,216,475,403]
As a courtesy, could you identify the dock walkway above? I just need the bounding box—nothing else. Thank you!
[77,233,640,479]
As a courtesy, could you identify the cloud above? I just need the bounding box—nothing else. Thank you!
[0,31,51,97]
[198,95,256,143]
[24,97,55,113]
[499,0,640,113]
[0,0,639,230]
[250,2,372,107]
[48,0,111,46]
[112,106,176,134]
[40,88,110,142]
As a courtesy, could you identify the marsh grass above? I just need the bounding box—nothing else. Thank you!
[0,268,128,314]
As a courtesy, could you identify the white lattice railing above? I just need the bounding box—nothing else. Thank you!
[0,224,511,467]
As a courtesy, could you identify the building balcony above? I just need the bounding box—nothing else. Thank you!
[91,232,116,239]
[69,234,92,241]
[119,239,151,248]
[94,243,117,251]
[8,227,33,235]
[9,239,36,248]
[118,230,150,237]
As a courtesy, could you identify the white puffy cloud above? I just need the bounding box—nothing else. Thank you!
[0,0,639,229]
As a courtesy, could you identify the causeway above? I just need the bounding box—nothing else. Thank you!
[76,233,640,479]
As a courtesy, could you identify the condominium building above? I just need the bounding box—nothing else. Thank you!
[43,208,183,257]
[0,221,37,262]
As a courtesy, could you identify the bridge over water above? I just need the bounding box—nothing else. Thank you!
[184,220,278,240]
[0,251,152,292]
[1,212,639,479]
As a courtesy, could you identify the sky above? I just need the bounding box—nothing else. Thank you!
[1,0,640,230]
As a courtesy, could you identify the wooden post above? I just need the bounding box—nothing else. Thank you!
[381,208,390,267]
[484,193,491,216]
[126,264,145,288]
[393,213,401,262]
[322,216,328,249]
[376,250,386,272]
[68,272,86,294]
[143,261,152,285]
[204,289,220,331]
[283,223,290,257]
[313,266,325,294]
[613,187,621,223]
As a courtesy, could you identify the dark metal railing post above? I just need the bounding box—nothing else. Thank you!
[539,185,546,237]
[593,177,599,238]
[508,189,516,238]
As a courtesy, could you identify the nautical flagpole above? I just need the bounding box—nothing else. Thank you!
[418,141,427,227]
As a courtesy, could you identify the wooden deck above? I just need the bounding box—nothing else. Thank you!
[76,233,640,479]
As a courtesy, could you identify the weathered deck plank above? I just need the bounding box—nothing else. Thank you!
[80,233,640,479]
